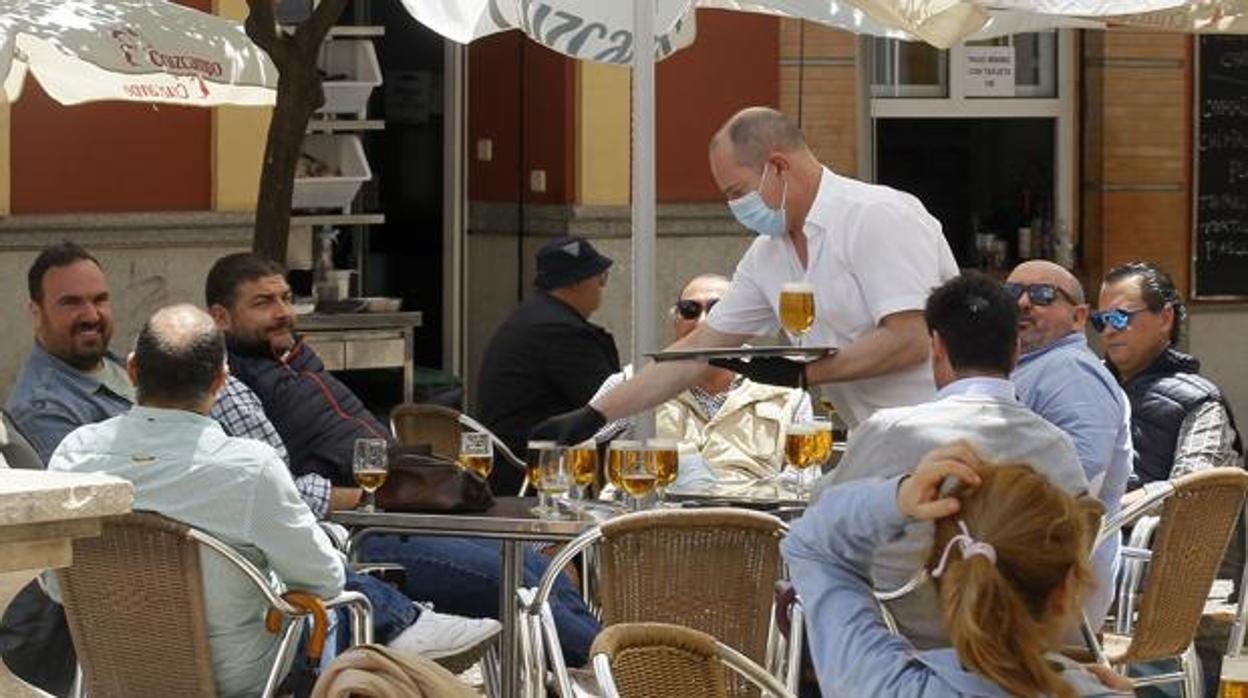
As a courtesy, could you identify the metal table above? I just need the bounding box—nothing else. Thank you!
[298,312,423,403]
[331,497,595,698]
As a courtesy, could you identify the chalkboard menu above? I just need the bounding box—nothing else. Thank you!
[1194,36,1248,299]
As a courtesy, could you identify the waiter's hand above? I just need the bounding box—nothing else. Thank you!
[531,405,606,445]
[709,356,807,389]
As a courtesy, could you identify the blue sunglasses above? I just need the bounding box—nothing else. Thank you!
[1090,307,1147,333]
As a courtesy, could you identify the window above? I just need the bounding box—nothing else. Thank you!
[871,32,1058,99]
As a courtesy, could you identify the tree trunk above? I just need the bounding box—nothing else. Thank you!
[245,0,352,263]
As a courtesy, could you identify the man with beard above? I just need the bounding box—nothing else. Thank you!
[205,253,601,666]
[1004,259,1132,629]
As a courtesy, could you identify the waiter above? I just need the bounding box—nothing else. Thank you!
[533,106,958,445]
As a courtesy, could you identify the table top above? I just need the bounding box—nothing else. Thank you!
[0,470,133,527]
[298,311,424,331]
[330,497,596,540]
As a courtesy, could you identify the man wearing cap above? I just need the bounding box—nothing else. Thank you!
[476,235,619,494]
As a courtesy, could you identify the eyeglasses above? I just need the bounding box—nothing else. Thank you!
[674,298,719,320]
[1090,307,1148,333]
[1003,282,1077,307]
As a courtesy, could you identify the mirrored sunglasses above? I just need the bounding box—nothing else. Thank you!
[1003,282,1076,307]
[675,298,719,320]
[1090,307,1147,333]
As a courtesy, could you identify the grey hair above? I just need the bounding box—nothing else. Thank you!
[712,107,807,169]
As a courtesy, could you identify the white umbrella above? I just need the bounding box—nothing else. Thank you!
[0,0,276,106]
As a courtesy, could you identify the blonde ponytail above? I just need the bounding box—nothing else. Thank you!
[931,461,1102,698]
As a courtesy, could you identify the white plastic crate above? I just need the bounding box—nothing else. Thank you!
[317,39,381,117]
[293,134,371,212]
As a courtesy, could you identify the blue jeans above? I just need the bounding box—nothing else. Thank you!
[338,569,418,647]
[358,535,601,666]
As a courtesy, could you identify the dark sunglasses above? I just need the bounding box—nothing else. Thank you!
[675,298,719,320]
[1090,307,1148,333]
[1003,282,1077,307]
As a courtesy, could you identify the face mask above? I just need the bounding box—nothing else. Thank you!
[727,164,787,238]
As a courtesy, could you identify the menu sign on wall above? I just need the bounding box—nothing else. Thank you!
[963,46,1015,97]
[1194,36,1248,299]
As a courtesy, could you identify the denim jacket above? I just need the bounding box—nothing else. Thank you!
[782,477,1130,697]
[4,343,130,464]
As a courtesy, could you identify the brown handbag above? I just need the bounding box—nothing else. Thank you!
[374,447,495,513]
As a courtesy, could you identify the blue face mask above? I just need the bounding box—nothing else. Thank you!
[727,164,787,238]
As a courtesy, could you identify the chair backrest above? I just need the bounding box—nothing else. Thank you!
[390,403,462,458]
[592,622,729,698]
[1,408,44,469]
[596,508,784,697]
[57,512,217,698]
[1126,468,1248,663]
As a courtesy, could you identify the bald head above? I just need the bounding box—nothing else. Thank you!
[710,107,808,169]
[1010,260,1085,303]
[130,304,226,410]
[1007,261,1089,353]
[680,273,730,299]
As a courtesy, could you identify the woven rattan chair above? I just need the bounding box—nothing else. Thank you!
[389,403,525,484]
[1,408,43,470]
[1087,468,1248,695]
[590,622,796,698]
[57,511,373,698]
[524,507,788,698]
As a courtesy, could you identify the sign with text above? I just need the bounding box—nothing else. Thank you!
[964,46,1015,97]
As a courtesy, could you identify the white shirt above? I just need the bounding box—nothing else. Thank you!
[708,167,959,426]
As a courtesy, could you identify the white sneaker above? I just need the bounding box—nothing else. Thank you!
[388,603,502,673]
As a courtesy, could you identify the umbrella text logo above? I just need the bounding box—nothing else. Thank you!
[109,27,224,79]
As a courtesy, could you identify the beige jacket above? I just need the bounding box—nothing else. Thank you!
[311,645,478,698]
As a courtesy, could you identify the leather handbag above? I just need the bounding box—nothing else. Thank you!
[375,446,495,513]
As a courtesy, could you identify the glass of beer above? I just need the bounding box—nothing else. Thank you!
[458,432,494,480]
[566,440,598,502]
[607,440,642,505]
[527,440,555,514]
[779,281,816,346]
[620,444,657,511]
[784,422,817,499]
[538,447,573,519]
[646,438,679,506]
[352,437,389,512]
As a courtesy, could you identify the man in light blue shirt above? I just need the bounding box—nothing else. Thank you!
[46,304,345,698]
[821,272,1093,647]
[1006,260,1132,628]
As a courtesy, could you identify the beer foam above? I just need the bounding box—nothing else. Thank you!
[787,423,816,435]
[781,281,814,293]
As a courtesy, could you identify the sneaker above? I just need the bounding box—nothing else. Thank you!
[387,603,502,674]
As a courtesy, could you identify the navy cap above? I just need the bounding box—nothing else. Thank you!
[534,236,613,290]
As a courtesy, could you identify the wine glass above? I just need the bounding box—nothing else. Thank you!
[646,438,679,507]
[458,432,493,480]
[779,281,816,348]
[352,437,389,512]
[527,440,555,515]
[784,422,815,500]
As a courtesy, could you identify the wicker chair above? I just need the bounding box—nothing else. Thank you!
[389,403,525,485]
[1,408,43,470]
[1087,468,1248,695]
[57,512,373,698]
[591,622,796,698]
[524,507,789,697]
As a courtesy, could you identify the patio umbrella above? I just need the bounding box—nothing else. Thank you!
[0,0,276,106]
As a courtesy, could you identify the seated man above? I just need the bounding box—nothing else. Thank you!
[205,252,601,665]
[593,273,811,485]
[821,271,1092,647]
[44,304,345,698]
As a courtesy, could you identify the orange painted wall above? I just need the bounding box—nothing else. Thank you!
[10,0,213,214]
[657,11,780,202]
[467,33,577,204]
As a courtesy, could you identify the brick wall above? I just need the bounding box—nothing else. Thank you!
[778,20,859,177]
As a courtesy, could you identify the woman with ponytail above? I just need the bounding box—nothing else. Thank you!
[783,441,1133,696]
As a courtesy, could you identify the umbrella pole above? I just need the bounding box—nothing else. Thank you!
[631,0,658,440]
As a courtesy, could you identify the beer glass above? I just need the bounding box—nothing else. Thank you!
[1221,656,1248,697]
[567,440,598,501]
[538,447,573,519]
[646,438,679,506]
[619,444,657,511]
[527,440,556,515]
[810,418,834,467]
[606,440,642,494]
[458,432,493,480]
[779,281,816,346]
[784,422,816,499]
[352,437,389,512]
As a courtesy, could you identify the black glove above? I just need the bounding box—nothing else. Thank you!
[530,405,607,445]
[709,356,807,389]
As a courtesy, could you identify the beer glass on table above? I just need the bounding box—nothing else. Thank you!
[779,281,816,347]
[527,440,556,514]
[353,437,389,512]
[619,444,657,511]
[538,447,573,519]
[458,432,494,480]
[566,440,598,502]
[784,422,817,500]
[646,438,679,506]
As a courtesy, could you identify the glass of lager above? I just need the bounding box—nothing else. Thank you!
[779,281,816,346]
[646,438,679,506]
[566,440,598,502]
[538,447,573,519]
[527,440,556,515]
[784,422,817,499]
[458,432,494,480]
[352,437,389,512]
